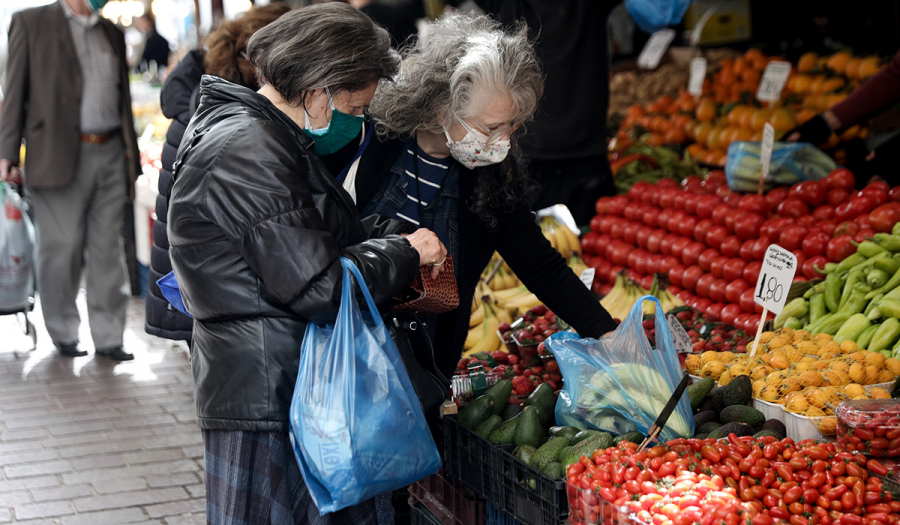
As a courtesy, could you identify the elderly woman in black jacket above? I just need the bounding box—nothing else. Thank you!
[356,13,617,379]
[167,5,445,524]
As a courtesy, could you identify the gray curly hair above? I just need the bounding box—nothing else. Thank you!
[370,13,544,229]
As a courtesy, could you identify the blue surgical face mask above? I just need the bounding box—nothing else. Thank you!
[85,0,108,11]
[302,88,365,156]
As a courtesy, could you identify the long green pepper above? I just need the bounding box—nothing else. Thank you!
[856,241,889,259]
[824,273,842,312]
[870,318,900,353]
[873,233,900,252]
[834,313,871,343]
[857,324,880,350]
[809,294,827,324]
[839,271,862,310]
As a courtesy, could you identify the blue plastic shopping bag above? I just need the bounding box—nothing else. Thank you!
[288,257,441,514]
[156,271,192,318]
[548,296,694,442]
[624,0,691,33]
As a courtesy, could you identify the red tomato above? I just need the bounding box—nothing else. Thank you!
[855,211,872,227]
[760,217,794,238]
[710,256,728,278]
[752,236,772,260]
[726,279,750,303]
[643,207,660,227]
[667,210,687,233]
[684,193,704,215]
[660,233,680,255]
[835,195,877,223]
[835,220,861,237]
[869,204,900,233]
[797,215,819,227]
[682,265,704,291]
[740,287,761,313]
[725,209,748,232]
[705,302,724,321]
[890,187,900,203]
[778,225,810,251]
[705,226,730,250]
[721,303,743,324]
[824,168,856,191]
[743,260,762,285]
[739,194,770,215]
[696,273,717,298]
[816,220,837,236]
[712,204,733,226]
[734,213,765,241]
[636,226,655,248]
[668,265,687,287]
[647,229,667,253]
[681,241,706,266]
[694,218,715,243]
[581,231,601,255]
[722,258,747,281]
[803,255,829,279]
[698,248,721,271]
[790,180,828,207]
[854,228,876,243]
[671,236,693,259]
[813,205,836,220]
[860,185,889,206]
[778,198,811,218]
[766,186,790,211]
[801,230,831,257]
[827,188,851,206]
[709,278,729,303]
[827,235,856,262]
[739,239,756,260]
[720,235,742,257]
[624,221,642,244]
[696,195,723,219]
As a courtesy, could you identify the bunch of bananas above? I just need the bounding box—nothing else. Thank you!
[644,274,686,315]
[600,272,649,320]
[464,282,512,356]
[540,216,582,257]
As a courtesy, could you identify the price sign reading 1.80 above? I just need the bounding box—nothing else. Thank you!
[753,245,798,315]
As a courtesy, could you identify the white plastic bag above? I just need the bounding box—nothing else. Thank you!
[0,183,35,311]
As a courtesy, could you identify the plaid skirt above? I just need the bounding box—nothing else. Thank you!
[202,429,378,525]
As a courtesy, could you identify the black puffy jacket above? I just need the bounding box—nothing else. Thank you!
[168,77,420,431]
[145,50,204,341]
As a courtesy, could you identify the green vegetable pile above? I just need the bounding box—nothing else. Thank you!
[611,144,705,194]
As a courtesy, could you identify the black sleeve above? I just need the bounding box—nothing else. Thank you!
[204,123,420,322]
[497,203,617,338]
[160,50,204,121]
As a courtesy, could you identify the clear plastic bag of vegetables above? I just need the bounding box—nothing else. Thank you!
[548,296,694,442]
[725,141,837,193]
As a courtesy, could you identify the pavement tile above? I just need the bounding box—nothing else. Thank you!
[113,414,177,430]
[73,487,188,512]
[180,445,203,459]
[0,442,43,454]
[47,421,112,437]
[70,454,126,471]
[1,491,33,505]
[140,434,201,451]
[30,484,93,502]
[13,501,73,521]
[57,440,143,459]
[0,450,60,466]
[145,473,199,489]
[0,476,60,492]
[144,498,205,519]
[124,449,184,465]
[0,429,48,443]
[184,484,205,499]
[162,515,205,525]
[4,460,72,479]
[91,477,148,495]
[0,508,9,523]
[60,507,147,525]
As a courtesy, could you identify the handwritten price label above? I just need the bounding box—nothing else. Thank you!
[637,29,676,70]
[754,245,798,315]
[667,315,693,354]
[760,123,775,180]
[757,61,791,102]
[580,268,595,290]
[688,57,707,98]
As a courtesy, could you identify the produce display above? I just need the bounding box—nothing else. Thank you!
[653,307,751,354]
[610,144,705,194]
[836,399,900,457]
[684,375,787,440]
[601,272,684,322]
[584,168,900,334]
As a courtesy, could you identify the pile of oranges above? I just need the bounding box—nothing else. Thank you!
[612,48,885,168]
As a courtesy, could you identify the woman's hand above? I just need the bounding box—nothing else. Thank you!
[402,228,448,279]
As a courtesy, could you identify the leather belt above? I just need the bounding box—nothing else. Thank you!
[79,130,118,144]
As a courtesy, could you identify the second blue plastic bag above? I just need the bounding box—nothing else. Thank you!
[288,257,441,514]
[624,0,691,33]
[548,296,694,442]
[726,141,837,193]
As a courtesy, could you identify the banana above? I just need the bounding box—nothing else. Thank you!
[464,323,481,350]
[469,301,485,327]
[493,284,530,301]
[467,303,501,355]
[494,305,512,325]
[541,221,560,253]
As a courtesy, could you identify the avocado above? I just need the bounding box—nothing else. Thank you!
[558,446,573,464]
[540,461,565,479]
[532,437,570,470]
[761,419,787,438]
[513,445,538,466]
[711,375,752,413]
[485,380,514,416]
[488,412,520,444]
[548,426,580,443]
[754,430,783,440]
[707,422,754,440]
[720,405,765,428]
[458,396,494,430]
[693,410,718,428]
[687,377,716,411]
[560,435,605,467]
[594,432,614,449]
[524,383,556,428]
[614,431,644,444]
[514,406,546,448]
[696,421,721,435]
[695,433,708,440]
[699,397,716,413]
[501,403,523,421]
[571,430,603,445]
[474,415,503,439]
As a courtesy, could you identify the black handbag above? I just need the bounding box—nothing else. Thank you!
[383,309,450,419]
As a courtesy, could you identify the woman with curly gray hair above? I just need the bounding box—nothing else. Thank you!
[355,13,617,381]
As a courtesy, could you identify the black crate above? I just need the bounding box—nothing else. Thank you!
[496,448,568,525]
[442,414,506,506]
[409,469,486,525]
[410,503,444,525]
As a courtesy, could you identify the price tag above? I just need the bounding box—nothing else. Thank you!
[688,57,707,98]
[753,245,798,315]
[667,314,693,354]
[756,61,791,102]
[760,122,775,180]
[580,268,596,290]
[637,28,676,70]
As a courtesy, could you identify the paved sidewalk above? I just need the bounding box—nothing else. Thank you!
[0,294,206,524]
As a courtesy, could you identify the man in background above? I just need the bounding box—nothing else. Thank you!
[0,0,141,361]
[134,13,170,75]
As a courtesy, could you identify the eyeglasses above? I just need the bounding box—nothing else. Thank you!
[459,118,522,144]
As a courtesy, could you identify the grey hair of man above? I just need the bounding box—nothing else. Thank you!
[246,3,400,108]
[370,13,543,139]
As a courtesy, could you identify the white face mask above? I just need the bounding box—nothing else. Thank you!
[444,119,510,169]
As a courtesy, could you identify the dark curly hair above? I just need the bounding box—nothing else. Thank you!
[369,13,543,230]
[202,3,291,89]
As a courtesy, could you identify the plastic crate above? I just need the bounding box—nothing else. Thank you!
[443,414,505,506]
[486,502,526,525]
[409,469,486,525]
[496,448,567,525]
[411,503,445,525]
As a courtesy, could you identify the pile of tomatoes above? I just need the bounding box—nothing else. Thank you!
[567,434,896,525]
[582,167,900,334]
[836,400,900,457]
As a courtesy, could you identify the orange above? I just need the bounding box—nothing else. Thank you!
[749,108,772,131]
[728,106,747,126]
[858,56,881,79]
[695,98,717,122]
[751,130,763,141]
[731,128,753,142]
[707,127,724,151]
[796,109,817,124]
[686,143,705,159]
[809,75,826,94]
[845,57,861,80]
[739,108,756,129]
[820,77,845,93]
[626,105,646,118]
[798,52,819,73]
[769,108,798,131]
[741,68,761,85]
[694,122,713,146]
[840,125,861,141]
[826,52,852,75]
[645,134,665,146]
[663,127,687,144]
[788,74,813,94]
[710,150,728,166]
